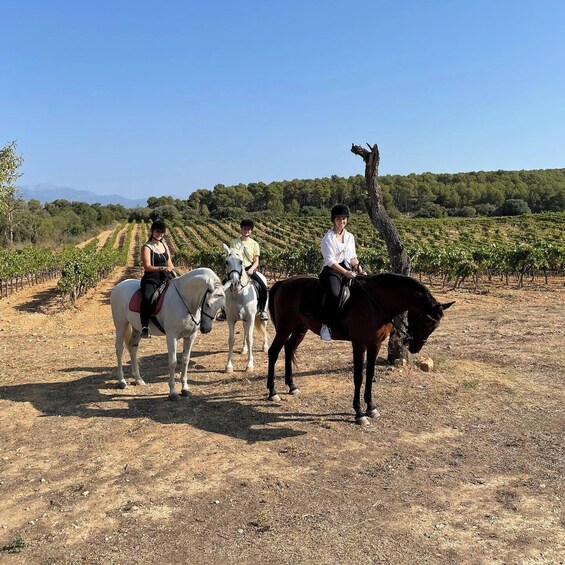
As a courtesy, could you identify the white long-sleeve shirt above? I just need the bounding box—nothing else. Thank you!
[320,228,357,269]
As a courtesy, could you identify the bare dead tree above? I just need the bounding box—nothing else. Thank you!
[351,142,410,362]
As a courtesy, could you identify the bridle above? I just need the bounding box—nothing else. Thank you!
[172,281,217,327]
[226,256,249,290]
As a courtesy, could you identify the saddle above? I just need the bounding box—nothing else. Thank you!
[249,278,263,299]
[128,280,169,315]
[300,278,351,323]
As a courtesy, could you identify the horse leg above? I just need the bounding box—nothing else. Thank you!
[352,342,369,425]
[225,320,235,373]
[267,332,289,402]
[240,320,249,355]
[180,333,197,396]
[364,343,380,418]
[243,319,254,372]
[285,330,306,395]
[166,335,180,400]
[128,327,145,386]
[115,322,128,389]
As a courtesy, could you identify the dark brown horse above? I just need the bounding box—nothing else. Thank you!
[267,273,454,424]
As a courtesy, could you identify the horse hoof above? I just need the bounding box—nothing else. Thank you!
[181,389,190,397]
[134,379,146,386]
[268,394,281,402]
[289,387,300,396]
[245,366,254,373]
[355,416,370,426]
[366,408,380,418]
[118,381,127,390]
[169,394,180,401]
[225,366,233,374]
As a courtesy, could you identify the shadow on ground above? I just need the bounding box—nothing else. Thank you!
[0,368,315,443]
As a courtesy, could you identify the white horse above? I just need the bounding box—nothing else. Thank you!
[223,243,269,373]
[110,267,226,400]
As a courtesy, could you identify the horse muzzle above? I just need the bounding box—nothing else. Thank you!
[408,338,426,354]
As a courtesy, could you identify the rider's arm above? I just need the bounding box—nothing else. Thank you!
[247,241,260,274]
[330,262,356,278]
[247,255,259,275]
[322,231,355,278]
[345,233,361,276]
[141,245,159,273]
[164,243,175,271]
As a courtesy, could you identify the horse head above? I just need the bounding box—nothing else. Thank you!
[223,243,248,290]
[200,274,226,334]
[405,300,455,353]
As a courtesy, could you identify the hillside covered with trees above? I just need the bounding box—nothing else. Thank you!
[1,137,564,246]
[139,168,565,223]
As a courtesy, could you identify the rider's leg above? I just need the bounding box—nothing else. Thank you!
[319,267,343,340]
[249,270,269,321]
[140,279,158,337]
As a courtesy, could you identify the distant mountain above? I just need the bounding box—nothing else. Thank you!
[18,183,148,208]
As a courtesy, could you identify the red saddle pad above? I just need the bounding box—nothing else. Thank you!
[129,287,168,315]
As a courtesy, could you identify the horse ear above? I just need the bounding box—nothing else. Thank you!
[223,243,231,255]
[441,301,455,310]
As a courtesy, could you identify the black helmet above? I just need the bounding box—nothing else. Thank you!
[150,219,167,233]
[331,204,350,220]
[240,218,254,229]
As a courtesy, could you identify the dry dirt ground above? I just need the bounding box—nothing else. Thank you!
[0,240,563,563]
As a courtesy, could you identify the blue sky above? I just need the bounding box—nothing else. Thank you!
[2,1,564,199]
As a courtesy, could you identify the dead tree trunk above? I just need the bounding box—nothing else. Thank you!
[351,142,411,363]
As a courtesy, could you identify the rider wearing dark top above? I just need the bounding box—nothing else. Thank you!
[140,219,176,338]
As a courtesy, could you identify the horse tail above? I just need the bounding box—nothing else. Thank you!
[268,280,284,328]
[254,312,265,335]
[124,323,132,349]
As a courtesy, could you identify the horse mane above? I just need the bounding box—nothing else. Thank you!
[178,267,221,289]
[364,273,437,307]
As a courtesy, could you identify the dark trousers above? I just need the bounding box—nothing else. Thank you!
[247,269,268,312]
[140,277,160,328]
[319,265,347,326]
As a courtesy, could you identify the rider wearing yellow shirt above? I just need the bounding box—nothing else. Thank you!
[230,218,269,321]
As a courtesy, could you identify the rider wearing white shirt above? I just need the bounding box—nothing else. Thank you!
[321,228,357,269]
[319,204,365,341]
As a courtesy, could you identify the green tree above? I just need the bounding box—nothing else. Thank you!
[0,141,25,246]
[495,199,531,216]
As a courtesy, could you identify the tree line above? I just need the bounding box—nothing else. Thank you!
[138,168,565,223]
[2,139,564,247]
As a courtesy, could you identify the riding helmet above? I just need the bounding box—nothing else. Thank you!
[331,204,350,220]
[240,218,254,229]
[150,219,167,233]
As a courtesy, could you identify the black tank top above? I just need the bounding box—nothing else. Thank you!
[142,243,169,280]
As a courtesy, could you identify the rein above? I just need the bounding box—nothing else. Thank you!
[172,281,213,327]
[227,264,250,290]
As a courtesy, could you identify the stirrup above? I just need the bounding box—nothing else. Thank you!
[140,326,150,339]
[320,324,332,341]
[260,310,269,321]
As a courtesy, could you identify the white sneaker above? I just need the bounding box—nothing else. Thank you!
[320,324,332,341]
